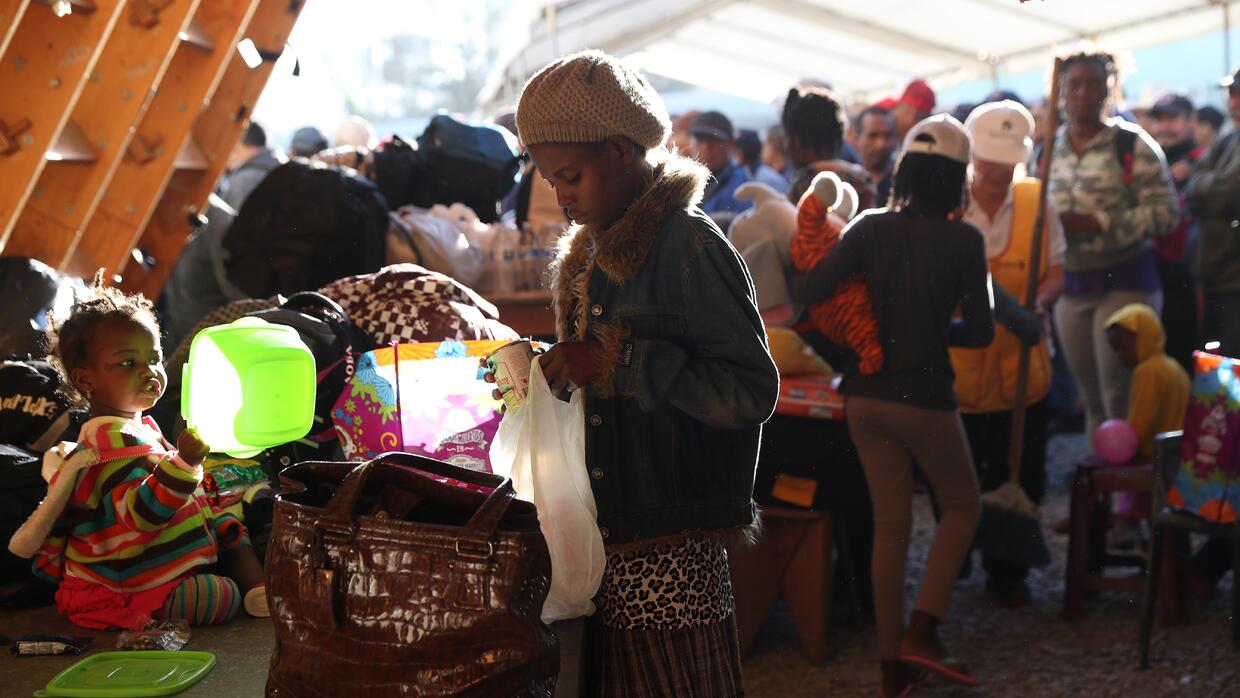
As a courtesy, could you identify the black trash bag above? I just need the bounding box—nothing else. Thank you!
[371,135,430,211]
[412,114,522,223]
[221,160,390,299]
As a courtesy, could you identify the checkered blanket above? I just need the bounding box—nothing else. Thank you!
[318,263,517,346]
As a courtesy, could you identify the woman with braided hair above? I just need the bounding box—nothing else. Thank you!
[791,115,994,696]
[1046,50,1179,458]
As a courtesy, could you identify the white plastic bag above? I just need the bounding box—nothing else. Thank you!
[388,206,487,287]
[490,356,604,622]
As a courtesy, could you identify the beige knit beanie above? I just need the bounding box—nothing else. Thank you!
[516,50,671,151]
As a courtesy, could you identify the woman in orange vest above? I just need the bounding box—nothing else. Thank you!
[955,101,1066,607]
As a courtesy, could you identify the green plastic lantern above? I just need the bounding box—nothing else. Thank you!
[181,317,315,458]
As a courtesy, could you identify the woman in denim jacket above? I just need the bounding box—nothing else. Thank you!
[515,50,779,697]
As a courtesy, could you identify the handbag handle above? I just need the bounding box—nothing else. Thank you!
[282,290,348,318]
[319,451,516,554]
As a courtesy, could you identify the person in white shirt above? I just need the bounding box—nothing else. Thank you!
[954,100,1066,607]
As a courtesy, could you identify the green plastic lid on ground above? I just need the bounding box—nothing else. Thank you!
[32,650,216,697]
[181,317,316,458]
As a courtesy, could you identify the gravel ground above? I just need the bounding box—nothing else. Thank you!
[741,434,1239,697]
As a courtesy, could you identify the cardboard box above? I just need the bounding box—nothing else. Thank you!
[776,374,845,421]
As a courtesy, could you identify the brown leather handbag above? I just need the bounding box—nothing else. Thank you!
[265,452,557,697]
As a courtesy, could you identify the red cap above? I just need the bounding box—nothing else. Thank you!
[899,79,936,114]
[873,97,899,110]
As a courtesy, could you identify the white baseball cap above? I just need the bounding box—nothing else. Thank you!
[964,100,1034,166]
[902,114,971,165]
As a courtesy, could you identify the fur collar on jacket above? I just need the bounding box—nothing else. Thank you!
[550,155,708,343]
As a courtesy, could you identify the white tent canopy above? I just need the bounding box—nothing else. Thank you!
[480,0,1237,110]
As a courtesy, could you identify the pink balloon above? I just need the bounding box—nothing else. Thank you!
[1094,419,1138,464]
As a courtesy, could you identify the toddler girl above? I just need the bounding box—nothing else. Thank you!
[17,278,266,631]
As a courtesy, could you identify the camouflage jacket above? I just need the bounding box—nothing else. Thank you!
[1047,119,1180,272]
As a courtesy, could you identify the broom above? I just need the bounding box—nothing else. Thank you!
[973,57,1065,569]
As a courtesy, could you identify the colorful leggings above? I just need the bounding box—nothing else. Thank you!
[158,574,241,626]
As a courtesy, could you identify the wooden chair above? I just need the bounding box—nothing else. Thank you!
[1139,431,1240,669]
[730,506,838,665]
[1061,457,1183,622]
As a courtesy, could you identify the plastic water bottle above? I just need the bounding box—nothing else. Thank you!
[494,225,519,295]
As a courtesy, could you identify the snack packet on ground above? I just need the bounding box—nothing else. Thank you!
[11,634,92,656]
[116,619,190,651]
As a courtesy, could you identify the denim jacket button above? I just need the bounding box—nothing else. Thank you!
[599,527,609,539]
[590,467,604,480]
[589,414,602,427]
[591,304,603,316]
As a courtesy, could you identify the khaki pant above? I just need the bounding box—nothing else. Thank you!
[846,395,981,660]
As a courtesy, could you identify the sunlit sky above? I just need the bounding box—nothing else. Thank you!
[252,0,537,150]
[251,1,1236,154]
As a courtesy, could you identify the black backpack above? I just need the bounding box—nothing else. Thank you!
[0,444,44,583]
[412,114,522,223]
[221,160,391,298]
[0,358,86,451]
[244,292,372,472]
[0,257,85,359]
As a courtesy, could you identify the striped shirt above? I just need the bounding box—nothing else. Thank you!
[33,416,246,592]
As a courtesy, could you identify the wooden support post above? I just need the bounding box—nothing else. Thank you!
[119,0,307,298]
[0,0,31,57]
[68,0,260,280]
[0,0,125,247]
[4,0,202,267]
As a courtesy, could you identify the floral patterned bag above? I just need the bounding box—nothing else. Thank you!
[332,340,509,472]
[1167,352,1240,523]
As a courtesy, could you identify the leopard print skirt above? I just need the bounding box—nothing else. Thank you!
[600,536,735,631]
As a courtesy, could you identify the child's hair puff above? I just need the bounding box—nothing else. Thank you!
[46,270,159,406]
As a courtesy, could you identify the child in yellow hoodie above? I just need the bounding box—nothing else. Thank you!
[1104,303,1191,535]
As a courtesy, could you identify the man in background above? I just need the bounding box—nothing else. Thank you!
[736,128,790,193]
[1184,72,1240,600]
[762,125,796,183]
[1187,69,1240,358]
[891,78,936,140]
[219,122,283,213]
[1195,104,1226,151]
[692,111,753,217]
[852,106,898,206]
[289,126,328,158]
[1149,93,1204,372]
[671,110,702,158]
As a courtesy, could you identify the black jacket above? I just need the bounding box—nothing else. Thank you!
[790,209,995,409]
[1186,131,1240,294]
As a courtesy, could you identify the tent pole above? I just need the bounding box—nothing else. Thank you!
[1225,1,1232,76]
[547,4,559,58]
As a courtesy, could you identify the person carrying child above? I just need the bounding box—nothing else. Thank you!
[8,277,266,631]
[790,115,994,696]
[511,50,779,696]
